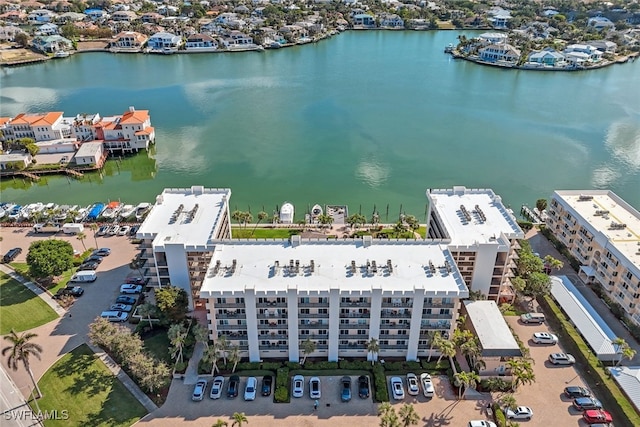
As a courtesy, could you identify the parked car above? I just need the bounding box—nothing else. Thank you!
[97,226,109,236]
[210,376,224,399]
[358,375,370,399]
[406,373,419,396]
[192,379,207,401]
[564,386,591,398]
[108,225,120,235]
[549,353,576,365]
[3,247,22,263]
[468,422,497,427]
[93,248,111,256]
[78,261,100,271]
[261,375,273,397]
[505,406,533,420]
[292,375,304,398]
[125,277,146,285]
[83,255,103,264]
[390,377,404,400]
[227,375,239,398]
[532,332,558,344]
[309,377,321,399]
[53,286,84,299]
[244,377,257,401]
[118,225,131,236]
[520,313,545,324]
[129,225,139,236]
[340,376,351,402]
[582,410,612,424]
[420,373,435,397]
[120,284,143,294]
[110,303,133,312]
[573,397,603,411]
[115,295,137,305]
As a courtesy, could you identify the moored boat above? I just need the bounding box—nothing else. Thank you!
[119,204,136,218]
[86,202,105,220]
[280,202,294,224]
[444,43,454,53]
[135,202,151,220]
[101,201,123,219]
[311,204,323,218]
[54,50,70,58]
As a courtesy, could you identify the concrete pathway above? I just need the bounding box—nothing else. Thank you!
[183,342,205,385]
[0,264,65,317]
[526,227,640,364]
[0,364,41,427]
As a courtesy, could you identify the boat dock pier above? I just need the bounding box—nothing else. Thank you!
[520,205,544,224]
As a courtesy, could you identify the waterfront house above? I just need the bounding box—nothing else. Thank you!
[227,30,254,46]
[487,8,511,30]
[141,12,164,24]
[35,138,77,154]
[352,13,376,28]
[28,9,55,24]
[110,31,148,50]
[32,34,72,53]
[8,112,68,141]
[84,8,108,21]
[588,16,615,31]
[478,32,507,45]
[527,49,566,67]
[56,12,86,23]
[185,33,218,50]
[111,10,137,22]
[0,152,32,171]
[100,107,155,153]
[71,113,101,142]
[74,142,104,166]
[378,13,404,29]
[587,40,617,53]
[479,43,521,63]
[564,44,603,62]
[36,22,58,36]
[0,25,26,41]
[148,32,183,50]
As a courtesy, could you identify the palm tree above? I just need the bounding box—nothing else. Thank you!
[613,337,637,366]
[2,330,43,399]
[229,344,240,373]
[366,338,380,365]
[460,338,482,372]
[168,324,188,365]
[427,331,441,362]
[378,402,394,416]
[300,338,316,365]
[378,403,400,427]
[435,338,456,365]
[507,358,535,391]
[535,198,547,214]
[137,302,156,330]
[251,211,268,236]
[76,231,87,251]
[498,393,518,412]
[202,344,220,375]
[454,371,480,400]
[216,335,229,365]
[129,256,145,279]
[231,412,248,427]
[231,210,244,227]
[398,403,419,426]
[89,223,99,248]
[212,420,228,427]
[242,212,253,228]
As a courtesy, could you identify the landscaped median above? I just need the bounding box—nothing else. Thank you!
[32,344,147,427]
[0,272,58,334]
[538,295,640,426]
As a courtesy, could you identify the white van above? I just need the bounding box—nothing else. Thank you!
[520,313,545,324]
[100,311,128,322]
[62,223,84,234]
[70,270,97,283]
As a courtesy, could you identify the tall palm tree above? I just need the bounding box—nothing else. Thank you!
[427,331,441,362]
[137,302,156,330]
[76,231,87,251]
[435,339,456,365]
[613,337,637,366]
[454,371,480,400]
[168,324,188,365]
[88,223,99,249]
[231,411,248,427]
[216,335,229,365]
[2,330,43,398]
[300,338,316,365]
[129,256,146,279]
[398,403,419,426]
[229,344,240,373]
[366,338,380,365]
[507,358,535,391]
[498,393,518,412]
[202,344,219,375]
[212,420,228,427]
[251,211,268,236]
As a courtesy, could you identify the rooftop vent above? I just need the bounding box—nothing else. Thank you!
[310,259,315,273]
[387,259,393,273]
[428,260,436,274]
[231,259,237,273]
[350,260,356,275]
[474,205,486,222]
[594,210,609,216]
[460,205,471,222]
[609,222,627,230]
[578,195,594,201]
[213,260,221,275]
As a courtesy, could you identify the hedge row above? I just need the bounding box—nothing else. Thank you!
[274,367,290,403]
[539,295,640,426]
[372,364,388,402]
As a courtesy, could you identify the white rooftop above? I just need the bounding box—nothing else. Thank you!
[553,190,640,271]
[75,141,102,157]
[608,366,640,413]
[137,186,231,248]
[463,300,521,357]
[428,186,524,245]
[200,238,469,297]
[550,275,617,361]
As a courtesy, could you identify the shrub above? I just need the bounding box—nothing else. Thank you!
[493,403,507,427]
[198,359,210,375]
[261,362,282,371]
[405,361,422,371]
[174,362,187,373]
[339,360,371,370]
[235,362,262,371]
[382,361,404,371]
[373,364,388,402]
[274,386,289,403]
[286,361,301,370]
[303,361,338,370]
[276,367,289,389]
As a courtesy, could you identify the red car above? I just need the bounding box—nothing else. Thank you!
[583,410,612,424]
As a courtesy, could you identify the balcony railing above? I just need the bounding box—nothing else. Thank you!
[256,301,287,308]
[380,311,411,319]
[339,344,365,350]
[340,312,371,318]
[215,302,246,308]
[379,344,409,350]
[339,301,370,308]
[259,333,288,340]
[338,334,369,339]
[421,313,453,320]
[425,303,455,309]
[298,313,329,319]
[258,322,287,329]
[300,322,329,329]
[298,302,330,308]
[380,323,411,329]
[259,345,288,351]
[381,301,413,308]
[216,324,247,331]
[216,313,246,320]
[300,334,328,340]
[257,313,287,320]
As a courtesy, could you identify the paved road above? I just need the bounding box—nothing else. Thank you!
[526,228,640,364]
[0,364,41,427]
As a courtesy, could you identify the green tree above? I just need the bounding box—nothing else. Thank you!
[300,338,316,365]
[231,412,248,427]
[613,337,637,366]
[15,32,29,47]
[426,330,440,362]
[507,358,535,391]
[378,401,400,427]
[317,213,334,230]
[89,223,99,249]
[202,344,220,375]
[168,323,188,365]
[543,255,563,273]
[137,303,157,330]
[436,338,456,365]
[216,335,229,365]
[192,323,209,348]
[212,420,228,427]
[498,393,518,411]
[229,344,241,373]
[26,239,74,278]
[398,403,420,426]
[76,231,87,251]
[2,330,43,398]
[155,286,189,323]
[346,213,367,229]
[129,256,146,279]
[454,371,480,399]
[251,211,268,235]
[535,198,547,213]
[367,338,380,365]
[231,210,244,227]
[524,272,552,299]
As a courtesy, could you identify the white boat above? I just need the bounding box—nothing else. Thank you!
[119,204,136,218]
[444,43,455,53]
[135,202,151,220]
[311,204,323,218]
[280,202,294,224]
[54,50,70,58]
[74,206,89,222]
[101,201,123,219]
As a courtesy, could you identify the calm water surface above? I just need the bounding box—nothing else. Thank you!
[1,31,639,219]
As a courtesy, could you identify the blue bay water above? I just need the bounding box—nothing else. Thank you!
[1,30,639,219]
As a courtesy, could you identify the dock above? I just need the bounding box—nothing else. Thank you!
[520,205,544,224]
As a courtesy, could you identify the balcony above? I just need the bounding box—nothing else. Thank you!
[380,310,411,319]
[426,303,455,309]
[300,334,328,340]
[215,302,245,308]
[379,344,408,350]
[298,313,329,319]
[216,312,246,320]
[380,322,411,329]
[259,344,288,351]
[259,333,288,340]
[300,322,329,329]
[339,301,370,308]
[256,301,287,308]
[216,324,247,331]
[421,313,453,320]
[340,311,370,318]
[316,344,329,350]
[258,322,287,329]
[381,301,413,308]
[339,343,365,350]
[338,333,369,339]
[257,313,287,320]
[299,302,330,308]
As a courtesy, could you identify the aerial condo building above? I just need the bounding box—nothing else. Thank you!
[137,185,524,362]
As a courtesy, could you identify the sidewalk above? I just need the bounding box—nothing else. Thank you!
[183,341,205,385]
[0,264,65,317]
[87,343,158,413]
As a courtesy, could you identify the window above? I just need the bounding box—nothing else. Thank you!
[396,340,406,346]
[216,298,226,304]
[357,329,366,335]
[318,330,327,335]
[300,309,309,314]
[319,308,328,314]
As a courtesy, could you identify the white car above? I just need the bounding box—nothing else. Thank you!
[468,421,497,427]
[406,373,419,396]
[120,284,143,294]
[505,406,533,420]
[532,332,558,344]
[309,377,321,399]
[420,373,435,397]
[109,303,133,312]
[244,376,257,401]
[118,225,131,236]
[108,225,120,235]
[292,375,304,398]
[209,376,224,399]
[549,353,575,365]
[390,377,404,400]
[192,379,207,401]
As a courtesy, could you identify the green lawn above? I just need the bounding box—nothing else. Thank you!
[11,258,86,295]
[33,344,147,427]
[0,272,58,334]
[142,330,171,364]
[232,228,303,238]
